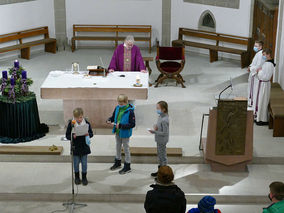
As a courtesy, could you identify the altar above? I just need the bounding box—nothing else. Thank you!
[40,71,149,128]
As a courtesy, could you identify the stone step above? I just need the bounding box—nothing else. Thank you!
[0,162,278,205]
[1,154,284,165]
[0,201,268,213]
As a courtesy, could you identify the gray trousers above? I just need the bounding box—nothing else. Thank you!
[115,134,131,163]
[157,142,167,166]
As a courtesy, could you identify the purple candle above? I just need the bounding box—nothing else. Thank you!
[10,78,15,86]
[22,70,27,79]
[14,60,20,68]
[2,71,7,80]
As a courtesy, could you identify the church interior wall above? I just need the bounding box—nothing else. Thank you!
[0,0,55,59]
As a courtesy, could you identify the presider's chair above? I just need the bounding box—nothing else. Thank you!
[155,41,186,88]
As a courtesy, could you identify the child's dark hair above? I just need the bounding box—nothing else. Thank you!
[157,101,168,114]
[263,48,273,56]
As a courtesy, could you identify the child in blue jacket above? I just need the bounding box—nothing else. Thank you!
[107,94,135,174]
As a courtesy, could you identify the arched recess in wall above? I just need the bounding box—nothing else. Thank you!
[198,10,216,32]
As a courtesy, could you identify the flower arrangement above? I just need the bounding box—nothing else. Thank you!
[0,60,34,103]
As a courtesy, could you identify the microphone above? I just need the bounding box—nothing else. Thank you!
[218,81,233,100]
[71,120,76,127]
[70,120,76,153]
[99,56,107,77]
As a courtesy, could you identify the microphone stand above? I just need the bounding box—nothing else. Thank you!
[62,123,87,213]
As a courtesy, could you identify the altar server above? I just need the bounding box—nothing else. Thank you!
[253,49,275,125]
[148,101,170,177]
[66,108,93,185]
[248,40,265,107]
[108,35,147,72]
[107,94,136,174]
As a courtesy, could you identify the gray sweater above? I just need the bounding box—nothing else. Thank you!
[154,113,169,144]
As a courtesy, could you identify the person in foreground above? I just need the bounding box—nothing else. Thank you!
[107,94,135,174]
[253,48,275,125]
[108,35,147,72]
[148,101,169,177]
[188,196,221,213]
[263,181,284,213]
[65,108,93,186]
[144,166,186,213]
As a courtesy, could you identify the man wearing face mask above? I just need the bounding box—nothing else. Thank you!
[108,35,147,73]
[247,40,265,107]
[263,181,284,213]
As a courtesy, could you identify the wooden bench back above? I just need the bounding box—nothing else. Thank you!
[0,26,50,44]
[178,28,251,49]
[73,24,152,36]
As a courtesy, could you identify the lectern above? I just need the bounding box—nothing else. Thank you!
[202,98,254,172]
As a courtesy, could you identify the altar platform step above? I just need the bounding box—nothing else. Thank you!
[1,154,284,165]
[0,201,267,213]
[0,162,279,206]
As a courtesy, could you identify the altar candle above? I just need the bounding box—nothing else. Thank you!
[10,78,15,86]
[14,60,20,68]
[2,71,7,80]
[22,70,27,79]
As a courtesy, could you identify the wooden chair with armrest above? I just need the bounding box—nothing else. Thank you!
[155,41,186,88]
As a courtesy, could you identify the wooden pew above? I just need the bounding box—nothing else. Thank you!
[0,26,56,60]
[268,83,284,137]
[72,24,152,53]
[172,28,252,68]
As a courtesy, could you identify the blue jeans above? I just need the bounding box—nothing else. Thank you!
[73,155,87,173]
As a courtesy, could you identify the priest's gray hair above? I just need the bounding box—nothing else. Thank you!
[125,35,135,43]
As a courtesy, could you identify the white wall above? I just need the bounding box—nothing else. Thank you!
[275,0,284,88]
[65,0,162,47]
[0,0,55,58]
[171,0,253,59]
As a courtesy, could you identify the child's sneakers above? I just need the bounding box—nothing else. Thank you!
[75,172,81,185]
[110,158,122,170]
[82,172,88,186]
[119,163,131,175]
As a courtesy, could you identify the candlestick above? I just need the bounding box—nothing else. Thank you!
[22,70,27,79]
[10,78,15,86]
[14,60,20,69]
[2,71,7,80]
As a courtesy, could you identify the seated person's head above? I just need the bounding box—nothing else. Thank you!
[124,35,135,50]
[254,40,264,52]
[263,48,273,61]
[157,166,174,184]
[198,196,217,213]
[157,101,168,114]
[73,108,84,124]
[268,181,284,202]
[117,94,128,107]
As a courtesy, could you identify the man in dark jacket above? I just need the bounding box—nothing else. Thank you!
[144,166,186,213]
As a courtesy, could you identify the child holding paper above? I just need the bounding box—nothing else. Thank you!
[66,108,93,185]
[148,101,169,177]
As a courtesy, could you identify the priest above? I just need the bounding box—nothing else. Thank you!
[253,48,275,125]
[247,40,265,107]
[108,35,147,72]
